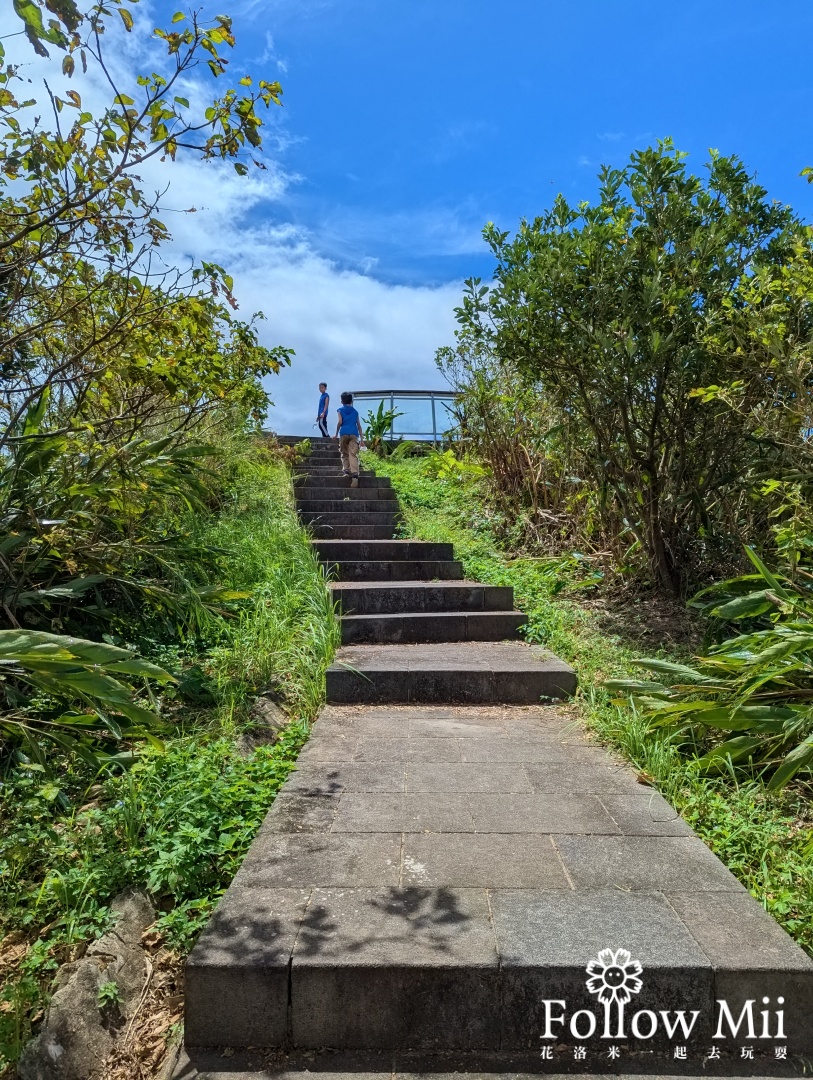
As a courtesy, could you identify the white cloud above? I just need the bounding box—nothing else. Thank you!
[257,31,289,74]
[259,261,461,435]
[1,0,464,436]
[171,214,462,433]
[307,202,486,267]
[430,119,495,164]
[230,0,334,22]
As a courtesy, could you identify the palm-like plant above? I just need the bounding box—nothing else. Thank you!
[1,393,244,637]
[0,630,171,770]
[363,402,403,456]
[608,548,813,788]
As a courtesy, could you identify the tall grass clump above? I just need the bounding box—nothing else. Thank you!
[202,454,340,719]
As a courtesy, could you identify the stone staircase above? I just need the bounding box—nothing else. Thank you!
[178,437,813,1079]
[293,438,575,703]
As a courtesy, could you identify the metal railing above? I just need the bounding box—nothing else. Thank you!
[350,389,459,444]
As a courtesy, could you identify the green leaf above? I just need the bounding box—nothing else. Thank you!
[744,547,791,600]
[172,10,185,21]
[711,589,776,619]
[13,0,67,46]
[768,735,813,788]
[696,736,765,766]
[604,678,668,694]
[118,6,134,30]
[630,658,719,685]
[51,713,100,727]
[693,707,790,733]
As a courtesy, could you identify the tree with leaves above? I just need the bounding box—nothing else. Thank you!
[452,142,813,595]
[0,0,294,765]
[1,0,291,448]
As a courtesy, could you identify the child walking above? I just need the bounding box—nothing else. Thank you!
[334,391,364,486]
[316,382,330,437]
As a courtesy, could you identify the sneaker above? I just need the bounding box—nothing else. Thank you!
[341,470,351,477]
[350,476,359,488]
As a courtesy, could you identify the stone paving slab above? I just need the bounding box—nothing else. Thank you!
[313,540,457,561]
[553,835,747,892]
[491,889,715,1048]
[184,887,310,1047]
[309,525,398,540]
[295,485,397,499]
[332,792,475,833]
[184,703,813,1071]
[299,500,402,514]
[233,834,402,889]
[468,794,621,834]
[401,833,568,888]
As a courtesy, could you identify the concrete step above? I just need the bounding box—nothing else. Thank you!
[177,1048,791,1078]
[295,486,397,500]
[309,524,397,540]
[299,511,400,528]
[294,474,391,489]
[340,610,528,644]
[331,580,514,614]
[295,468,376,477]
[312,539,455,562]
[326,642,576,703]
[296,499,400,514]
[271,434,317,445]
[324,559,465,581]
[184,703,813,1072]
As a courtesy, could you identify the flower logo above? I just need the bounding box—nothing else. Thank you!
[586,948,643,1004]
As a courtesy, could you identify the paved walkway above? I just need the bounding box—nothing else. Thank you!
[180,440,813,1077]
[183,704,812,1076]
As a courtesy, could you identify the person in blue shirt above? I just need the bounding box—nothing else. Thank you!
[334,391,364,486]
[316,383,330,437]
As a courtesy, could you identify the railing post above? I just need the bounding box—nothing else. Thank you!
[430,393,437,446]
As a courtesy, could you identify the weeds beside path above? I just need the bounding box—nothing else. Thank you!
[0,451,339,1075]
[368,453,813,956]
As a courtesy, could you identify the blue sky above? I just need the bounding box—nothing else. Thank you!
[237,0,813,432]
[244,0,813,288]
[6,0,813,432]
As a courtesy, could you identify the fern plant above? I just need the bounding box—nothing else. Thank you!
[608,548,813,789]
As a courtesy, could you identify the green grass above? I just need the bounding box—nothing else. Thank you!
[0,449,339,1072]
[202,456,341,720]
[368,452,813,955]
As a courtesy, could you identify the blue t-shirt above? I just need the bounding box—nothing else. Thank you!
[337,405,360,436]
[318,391,329,416]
